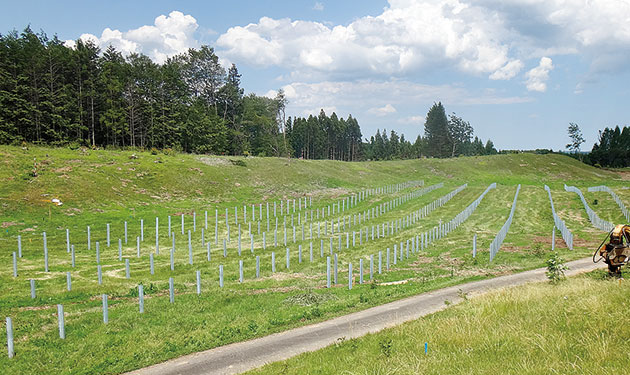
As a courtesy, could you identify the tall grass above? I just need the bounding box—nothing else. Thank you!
[249,271,630,375]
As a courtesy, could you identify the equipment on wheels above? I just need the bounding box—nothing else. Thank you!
[594,224,630,274]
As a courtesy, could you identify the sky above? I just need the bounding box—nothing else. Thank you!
[2,0,630,151]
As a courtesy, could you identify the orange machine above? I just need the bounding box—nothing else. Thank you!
[594,224,630,274]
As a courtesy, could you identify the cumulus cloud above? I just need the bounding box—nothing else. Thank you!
[489,60,524,80]
[525,57,553,92]
[398,116,425,125]
[217,0,630,88]
[302,106,338,117]
[217,1,516,78]
[368,104,397,117]
[63,40,76,49]
[313,2,324,11]
[72,11,199,63]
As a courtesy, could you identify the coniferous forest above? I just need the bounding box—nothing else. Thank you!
[590,126,630,167]
[0,27,499,160]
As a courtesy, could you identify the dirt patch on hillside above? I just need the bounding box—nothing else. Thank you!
[497,244,525,253]
[189,167,204,175]
[437,252,466,267]
[268,273,320,281]
[198,156,230,166]
[249,286,300,295]
[381,279,409,286]
[64,207,82,216]
[456,265,518,277]
[310,187,352,199]
[409,257,433,266]
[19,304,53,312]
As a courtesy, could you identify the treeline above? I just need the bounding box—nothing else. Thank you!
[362,102,497,160]
[0,27,290,155]
[1,27,498,161]
[590,126,630,167]
[286,111,362,161]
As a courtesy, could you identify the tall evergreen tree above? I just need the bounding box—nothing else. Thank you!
[424,102,450,157]
[99,45,126,147]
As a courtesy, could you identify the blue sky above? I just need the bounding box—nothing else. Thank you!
[3,0,629,151]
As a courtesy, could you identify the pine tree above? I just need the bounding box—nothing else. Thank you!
[424,102,450,157]
[485,140,497,155]
[99,46,127,147]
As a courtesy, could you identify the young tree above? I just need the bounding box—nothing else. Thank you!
[566,122,585,152]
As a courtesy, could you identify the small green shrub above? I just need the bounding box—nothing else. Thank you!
[67,141,81,150]
[306,307,322,319]
[285,290,336,306]
[229,159,247,167]
[247,320,259,334]
[379,338,393,357]
[530,242,546,257]
[546,252,568,283]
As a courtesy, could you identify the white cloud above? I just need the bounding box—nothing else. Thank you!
[77,33,100,46]
[525,57,553,92]
[217,0,630,88]
[489,60,524,80]
[368,104,397,117]
[263,89,278,99]
[272,79,532,120]
[313,2,324,11]
[217,1,516,78]
[398,115,425,125]
[264,78,533,146]
[301,106,338,117]
[73,11,199,63]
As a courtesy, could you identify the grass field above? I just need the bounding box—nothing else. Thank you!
[247,270,630,375]
[0,145,628,374]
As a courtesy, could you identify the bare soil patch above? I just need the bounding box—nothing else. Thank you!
[1,221,18,228]
[198,156,230,166]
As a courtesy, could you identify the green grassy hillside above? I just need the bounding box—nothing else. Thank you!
[249,270,630,375]
[0,146,627,374]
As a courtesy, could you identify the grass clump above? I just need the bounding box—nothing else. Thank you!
[247,274,630,375]
[284,290,337,306]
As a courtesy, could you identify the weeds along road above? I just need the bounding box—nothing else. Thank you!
[127,257,603,375]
